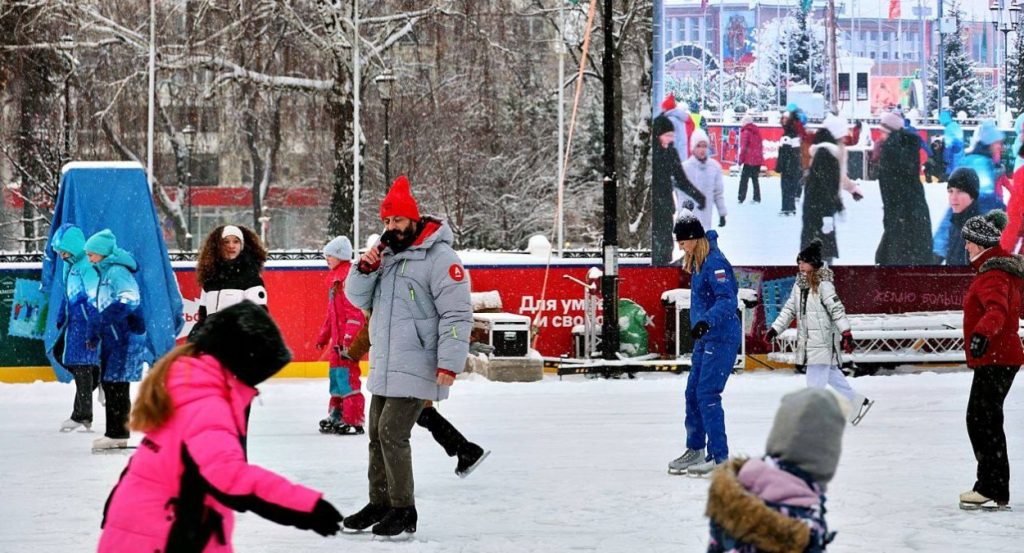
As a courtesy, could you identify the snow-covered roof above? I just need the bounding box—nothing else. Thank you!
[60,161,145,174]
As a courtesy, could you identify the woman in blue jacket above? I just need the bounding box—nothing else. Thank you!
[50,224,101,432]
[85,229,147,451]
[668,213,741,477]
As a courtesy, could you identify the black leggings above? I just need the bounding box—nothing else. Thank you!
[69,365,100,423]
[102,382,131,439]
[738,164,761,202]
[967,366,1019,503]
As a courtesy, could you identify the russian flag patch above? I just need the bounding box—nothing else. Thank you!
[714,269,727,282]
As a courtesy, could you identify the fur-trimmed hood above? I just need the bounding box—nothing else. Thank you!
[706,458,813,553]
[795,266,834,290]
[979,253,1024,279]
[809,142,842,160]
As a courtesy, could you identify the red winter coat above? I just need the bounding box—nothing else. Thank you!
[1001,166,1024,254]
[964,247,1024,368]
[98,354,324,552]
[317,262,366,366]
[739,123,764,166]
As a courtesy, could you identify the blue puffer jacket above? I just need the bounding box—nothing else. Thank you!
[689,230,741,343]
[91,247,147,382]
[51,224,100,368]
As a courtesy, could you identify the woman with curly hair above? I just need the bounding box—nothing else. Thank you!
[191,225,268,337]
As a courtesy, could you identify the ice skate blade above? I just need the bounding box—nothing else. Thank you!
[92,445,136,454]
[960,501,1011,511]
[372,531,415,541]
[457,450,490,479]
[851,400,875,426]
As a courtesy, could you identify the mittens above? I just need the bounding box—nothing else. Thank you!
[691,321,710,340]
[308,498,344,537]
[969,333,990,359]
[840,330,854,355]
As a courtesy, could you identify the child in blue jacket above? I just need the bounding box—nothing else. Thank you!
[50,224,102,432]
[668,212,742,477]
[85,229,146,451]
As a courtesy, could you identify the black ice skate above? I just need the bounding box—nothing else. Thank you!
[849,396,875,426]
[319,416,338,434]
[455,442,490,478]
[372,506,417,538]
[342,503,389,532]
[332,422,365,435]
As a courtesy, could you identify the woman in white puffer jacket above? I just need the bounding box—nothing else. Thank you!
[766,240,874,424]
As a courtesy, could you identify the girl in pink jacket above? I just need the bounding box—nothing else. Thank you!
[316,236,367,435]
[98,301,343,552]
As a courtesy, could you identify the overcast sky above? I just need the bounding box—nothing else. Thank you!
[665,1,1004,22]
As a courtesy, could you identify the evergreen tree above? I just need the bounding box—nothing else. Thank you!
[928,1,992,116]
[1007,11,1024,114]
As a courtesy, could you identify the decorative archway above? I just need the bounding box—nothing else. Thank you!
[664,43,721,72]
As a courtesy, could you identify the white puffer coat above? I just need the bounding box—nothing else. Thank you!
[770,267,851,366]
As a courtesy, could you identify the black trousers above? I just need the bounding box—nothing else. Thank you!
[967,365,1019,503]
[780,175,800,213]
[417,405,468,457]
[738,164,761,202]
[102,382,131,439]
[69,365,100,423]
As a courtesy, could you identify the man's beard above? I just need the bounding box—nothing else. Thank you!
[383,223,419,253]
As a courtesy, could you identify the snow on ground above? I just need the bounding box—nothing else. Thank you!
[710,176,956,266]
[1,369,1022,552]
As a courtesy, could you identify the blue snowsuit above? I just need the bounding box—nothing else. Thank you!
[940,111,965,179]
[89,244,147,383]
[50,224,101,368]
[685,230,741,463]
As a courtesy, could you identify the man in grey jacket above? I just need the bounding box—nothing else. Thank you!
[341,175,473,538]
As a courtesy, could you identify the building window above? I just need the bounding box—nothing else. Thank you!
[690,18,700,42]
[857,73,869,101]
[882,51,889,60]
[838,74,850,100]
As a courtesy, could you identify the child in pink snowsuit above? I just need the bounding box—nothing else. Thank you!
[317,235,367,435]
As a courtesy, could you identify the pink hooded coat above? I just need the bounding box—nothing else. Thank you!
[98,354,323,552]
[316,262,366,367]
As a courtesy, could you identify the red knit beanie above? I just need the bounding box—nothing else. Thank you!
[661,93,676,111]
[380,175,421,221]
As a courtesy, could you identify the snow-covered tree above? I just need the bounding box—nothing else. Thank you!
[1007,10,1024,114]
[745,8,838,111]
[928,1,994,116]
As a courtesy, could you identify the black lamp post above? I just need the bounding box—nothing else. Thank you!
[374,69,395,185]
[992,1,1022,112]
[181,124,197,250]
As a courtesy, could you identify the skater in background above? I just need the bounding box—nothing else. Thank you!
[705,388,847,552]
[48,224,101,432]
[98,302,343,551]
[938,168,982,266]
[1001,142,1024,254]
[940,110,966,179]
[344,176,474,537]
[85,229,147,451]
[681,129,728,230]
[667,212,741,477]
[316,235,367,435]
[653,113,707,224]
[777,111,803,216]
[801,114,850,265]
[765,240,874,425]
[874,112,934,266]
[191,224,267,337]
[924,136,946,183]
[737,115,763,204]
[958,210,1023,511]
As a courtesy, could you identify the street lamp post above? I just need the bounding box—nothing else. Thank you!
[992,2,1022,113]
[374,69,396,186]
[181,124,197,250]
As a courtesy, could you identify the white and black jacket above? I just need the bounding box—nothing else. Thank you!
[193,251,267,336]
[770,267,851,367]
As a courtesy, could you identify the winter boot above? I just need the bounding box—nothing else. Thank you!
[371,506,418,538]
[332,423,365,435]
[455,442,490,478]
[686,456,724,477]
[849,395,875,426]
[342,503,390,532]
[91,436,128,451]
[667,448,704,475]
[60,418,91,433]
[959,490,1011,511]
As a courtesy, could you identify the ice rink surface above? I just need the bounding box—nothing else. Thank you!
[2,369,1022,552]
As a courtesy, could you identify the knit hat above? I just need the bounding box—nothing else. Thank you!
[84,229,117,257]
[974,119,1005,146]
[821,113,849,140]
[740,115,754,126]
[53,224,86,257]
[652,114,675,138]
[947,167,980,200]
[879,111,904,132]
[661,93,676,112]
[221,225,245,248]
[766,388,847,487]
[189,300,292,388]
[673,210,705,241]
[962,210,1009,248]
[797,239,824,269]
[379,175,421,221]
[323,235,353,260]
[689,129,710,153]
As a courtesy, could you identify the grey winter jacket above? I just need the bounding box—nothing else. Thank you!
[344,218,472,401]
[680,155,727,230]
[769,268,851,367]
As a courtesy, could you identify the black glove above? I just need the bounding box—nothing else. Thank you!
[969,333,990,359]
[840,330,854,354]
[691,321,710,340]
[718,216,726,228]
[308,499,343,537]
[852,191,864,201]
[765,328,778,342]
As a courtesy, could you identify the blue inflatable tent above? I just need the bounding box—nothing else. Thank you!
[41,162,184,382]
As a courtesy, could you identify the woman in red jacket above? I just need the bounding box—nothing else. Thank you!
[99,301,343,552]
[959,210,1024,511]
